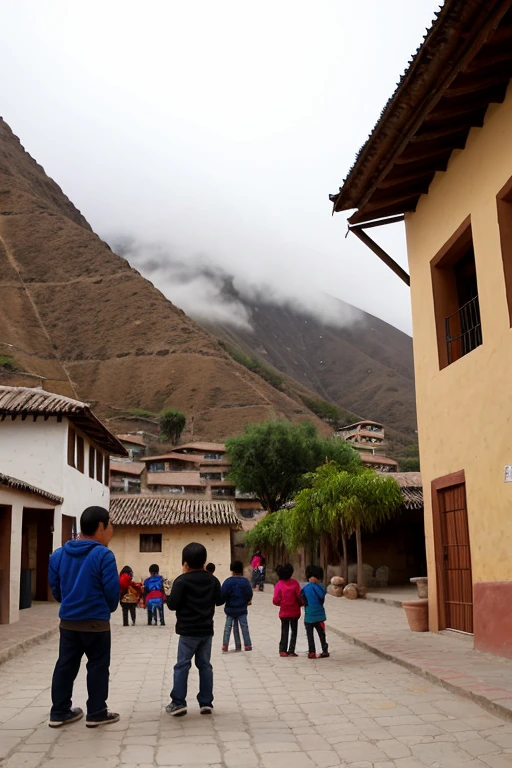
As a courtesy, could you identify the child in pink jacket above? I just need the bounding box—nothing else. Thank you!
[273,564,302,657]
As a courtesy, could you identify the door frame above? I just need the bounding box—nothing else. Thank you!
[431,469,472,631]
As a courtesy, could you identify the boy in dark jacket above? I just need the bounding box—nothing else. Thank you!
[301,565,329,659]
[221,561,253,653]
[48,506,120,729]
[144,564,166,626]
[166,542,223,717]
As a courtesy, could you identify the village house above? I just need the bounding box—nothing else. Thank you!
[331,0,512,655]
[108,495,241,584]
[335,420,398,472]
[116,433,149,459]
[0,386,126,624]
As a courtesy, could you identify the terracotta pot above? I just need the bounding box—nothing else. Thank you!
[410,576,428,599]
[402,599,429,632]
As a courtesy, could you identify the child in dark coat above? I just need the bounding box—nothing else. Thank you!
[301,565,329,659]
[273,563,302,657]
[221,561,253,652]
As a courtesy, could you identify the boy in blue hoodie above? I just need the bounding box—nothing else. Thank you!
[221,561,253,652]
[301,565,329,659]
[48,506,120,728]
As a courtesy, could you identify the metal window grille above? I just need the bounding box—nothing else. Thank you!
[445,295,482,364]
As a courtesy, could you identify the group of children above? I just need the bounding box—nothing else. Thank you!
[119,546,329,717]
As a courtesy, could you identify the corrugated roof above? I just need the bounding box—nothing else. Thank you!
[110,495,241,527]
[110,460,144,476]
[0,473,63,505]
[117,434,147,446]
[0,386,127,456]
[147,471,202,486]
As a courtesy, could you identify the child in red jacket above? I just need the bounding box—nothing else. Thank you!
[273,563,302,657]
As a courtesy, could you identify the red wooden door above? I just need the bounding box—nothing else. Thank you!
[438,482,473,633]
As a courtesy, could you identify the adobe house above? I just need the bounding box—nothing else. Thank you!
[108,495,241,585]
[0,386,126,624]
[330,0,512,655]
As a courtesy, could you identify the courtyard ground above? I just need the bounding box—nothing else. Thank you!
[3,594,512,768]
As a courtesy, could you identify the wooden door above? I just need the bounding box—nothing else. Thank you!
[435,476,473,633]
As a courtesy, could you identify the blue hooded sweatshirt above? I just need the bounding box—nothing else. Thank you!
[49,539,119,621]
[300,581,327,624]
[221,575,253,617]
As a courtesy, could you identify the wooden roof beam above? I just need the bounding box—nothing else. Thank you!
[444,71,512,97]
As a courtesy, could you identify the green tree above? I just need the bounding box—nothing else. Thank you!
[226,421,360,513]
[159,409,186,444]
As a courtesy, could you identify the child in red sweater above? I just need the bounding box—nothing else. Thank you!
[273,564,302,657]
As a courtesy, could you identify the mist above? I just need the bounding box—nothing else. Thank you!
[0,0,442,336]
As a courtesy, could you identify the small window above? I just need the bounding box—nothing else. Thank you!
[104,455,110,486]
[431,219,482,369]
[76,436,85,473]
[96,451,103,484]
[89,446,95,479]
[204,452,222,460]
[67,427,76,468]
[140,534,162,553]
[148,462,166,472]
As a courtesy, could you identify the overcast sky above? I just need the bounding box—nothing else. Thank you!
[0,1,441,334]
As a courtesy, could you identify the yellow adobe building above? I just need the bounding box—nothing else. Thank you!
[109,496,241,586]
[331,0,512,657]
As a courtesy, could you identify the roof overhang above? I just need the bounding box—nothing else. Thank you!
[330,0,512,224]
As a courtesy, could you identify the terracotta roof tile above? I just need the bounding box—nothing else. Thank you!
[0,473,63,505]
[110,495,240,527]
[110,460,145,476]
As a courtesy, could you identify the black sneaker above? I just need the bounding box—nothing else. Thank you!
[85,711,120,728]
[166,703,187,717]
[48,707,83,728]
[200,705,213,715]
[320,651,330,658]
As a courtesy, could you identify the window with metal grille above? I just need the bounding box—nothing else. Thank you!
[140,534,162,553]
[431,219,483,369]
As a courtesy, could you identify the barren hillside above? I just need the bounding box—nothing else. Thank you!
[0,117,332,441]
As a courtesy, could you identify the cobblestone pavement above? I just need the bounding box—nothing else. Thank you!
[3,593,512,768]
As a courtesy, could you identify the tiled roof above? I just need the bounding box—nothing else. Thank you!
[0,473,63,505]
[0,386,127,456]
[110,460,144,476]
[379,471,423,510]
[361,454,398,466]
[174,442,226,453]
[117,434,147,446]
[147,471,202,486]
[142,452,201,463]
[110,496,240,527]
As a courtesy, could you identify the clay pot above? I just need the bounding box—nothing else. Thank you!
[410,577,428,599]
[331,576,345,587]
[343,583,358,600]
[402,599,429,632]
[327,585,344,597]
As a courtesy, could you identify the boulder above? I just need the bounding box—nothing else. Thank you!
[343,583,358,600]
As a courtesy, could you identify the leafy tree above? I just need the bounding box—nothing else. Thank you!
[248,463,403,588]
[396,443,420,472]
[226,421,360,513]
[159,409,186,444]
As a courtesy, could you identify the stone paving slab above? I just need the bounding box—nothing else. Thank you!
[3,592,512,766]
[324,593,512,722]
[0,602,59,665]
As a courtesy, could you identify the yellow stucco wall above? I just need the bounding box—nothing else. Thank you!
[109,525,233,585]
[405,83,512,630]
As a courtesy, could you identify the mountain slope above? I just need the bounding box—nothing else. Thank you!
[201,296,417,450]
[0,117,332,440]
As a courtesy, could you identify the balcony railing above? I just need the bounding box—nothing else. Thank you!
[445,296,482,365]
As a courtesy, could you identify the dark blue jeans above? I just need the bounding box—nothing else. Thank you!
[147,604,165,625]
[171,635,213,708]
[223,614,252,649]
[51,628,111,719]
